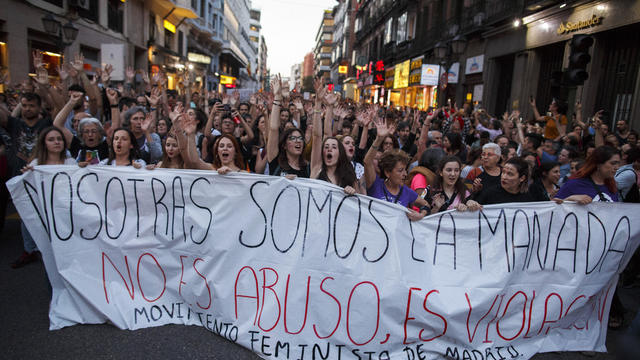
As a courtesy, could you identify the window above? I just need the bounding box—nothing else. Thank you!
[208,4,213,27]
[178,31,184,55]
[107,0,124,33]
[407,12,416,40]
[355,17,361,32]
[200,0,206,17]
[427,3,434,30]
[384,18,393,44]
[77,0,99,22]
[165,28,174,49]
[396,12,407,43]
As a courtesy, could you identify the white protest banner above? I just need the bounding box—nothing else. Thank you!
[8,166,640,360]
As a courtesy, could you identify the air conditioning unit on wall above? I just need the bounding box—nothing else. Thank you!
[69,0,91,11]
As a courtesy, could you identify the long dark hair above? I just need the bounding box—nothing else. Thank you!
[444,132,463,153]
[159,132,184,168]
[433,156,467,197]
[572,145,619,193]
[319,137,356,188]
[213,134,245,170]
[277,127,307,171]
[32,126,68,164]
[107,127,141,165]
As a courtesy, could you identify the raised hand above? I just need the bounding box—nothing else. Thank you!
[270,74,282,96]
[169,103,185,122]
[373,116,392,139]
[231,90,240,106]
[324,91,340,106]
[33,66,50,87]
[69,91,84,106]
[182,71,191,87]
[71,53,85,73]
[102,64,113,84]
[529,97,536,107]
[125,66,135,82]
[106,88,119,105]
[141,71,151,84]
[141,112,153,133]
[182,113,197,135]
[146,87,161,107]
[32,50,44,69]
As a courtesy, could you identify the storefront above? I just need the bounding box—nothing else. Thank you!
[463,54,484,108]
[420,63,440,110]
[384,66,395,106]
[149,44,185,91]
[484,0,640,128]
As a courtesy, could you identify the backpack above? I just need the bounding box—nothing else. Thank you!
[406,166,436,188]
[619,169,640,203]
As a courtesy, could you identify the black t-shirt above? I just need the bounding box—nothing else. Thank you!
[268,158,309,178]
[6,115,52,176]
[478,169,501,191]
[474,185,534,205]
[70,136,110,163]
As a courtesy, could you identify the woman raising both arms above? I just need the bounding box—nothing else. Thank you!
[310,79,361,195]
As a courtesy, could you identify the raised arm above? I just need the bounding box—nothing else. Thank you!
[364,116,392,189]
[266,74,283,163]
[529,97,544,121]
[310,91,324,178]
[53,92,83,147]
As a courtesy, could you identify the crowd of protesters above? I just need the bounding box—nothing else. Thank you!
[1,51,639,332]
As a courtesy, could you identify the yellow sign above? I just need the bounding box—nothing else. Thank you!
[410,58,423,72]
[393,60,410,89]
[339,65,348,74]
[220,75,236,85]
[164,20,176,33]
[557,15,603,34]
[188,52,211,64]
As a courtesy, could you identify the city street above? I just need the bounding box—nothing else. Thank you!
[1,208,637,360]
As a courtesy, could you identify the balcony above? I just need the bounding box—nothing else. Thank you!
[484,0,518,24]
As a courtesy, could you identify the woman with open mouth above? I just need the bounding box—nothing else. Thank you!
[99,128,145,168]
[310,85,361,195]
[265,74,309,178]
[426,156,472,214]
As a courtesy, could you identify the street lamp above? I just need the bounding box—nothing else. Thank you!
[41,13,79,52]
[434,34,467,107]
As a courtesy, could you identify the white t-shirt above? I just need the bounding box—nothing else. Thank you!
[28,158,77,166]
[98,158,147,167]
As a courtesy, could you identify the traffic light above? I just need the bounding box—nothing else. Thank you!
[550,70,563,99]
[566,34,594,85]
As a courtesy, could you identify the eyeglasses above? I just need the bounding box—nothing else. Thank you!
[288,136,304,142]
[83,129,99,135]
[481,152,497,157]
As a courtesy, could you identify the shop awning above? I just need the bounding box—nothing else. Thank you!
[147,0,198,26]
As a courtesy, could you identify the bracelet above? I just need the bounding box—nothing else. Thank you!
[419,205,431,215]
[371,144,380,151]
[313,109,322,114]
[150,107,157,111]
[110,104,118,108]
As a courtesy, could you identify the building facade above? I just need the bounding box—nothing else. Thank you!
[330,0,357,97]
[0,0,265,95]
[351,0,640,129]
[314,10,334,84]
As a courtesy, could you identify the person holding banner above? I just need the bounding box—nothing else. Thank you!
[427,155,471,213]
[266,74,309,178]
[99,128,145,168]
[555,145,621,204]
[364,117,430,221]
[149,132,183,169]
[12,126,77,268]
[467,157,533,209]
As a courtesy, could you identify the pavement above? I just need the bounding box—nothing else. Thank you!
[1,205,638,360]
